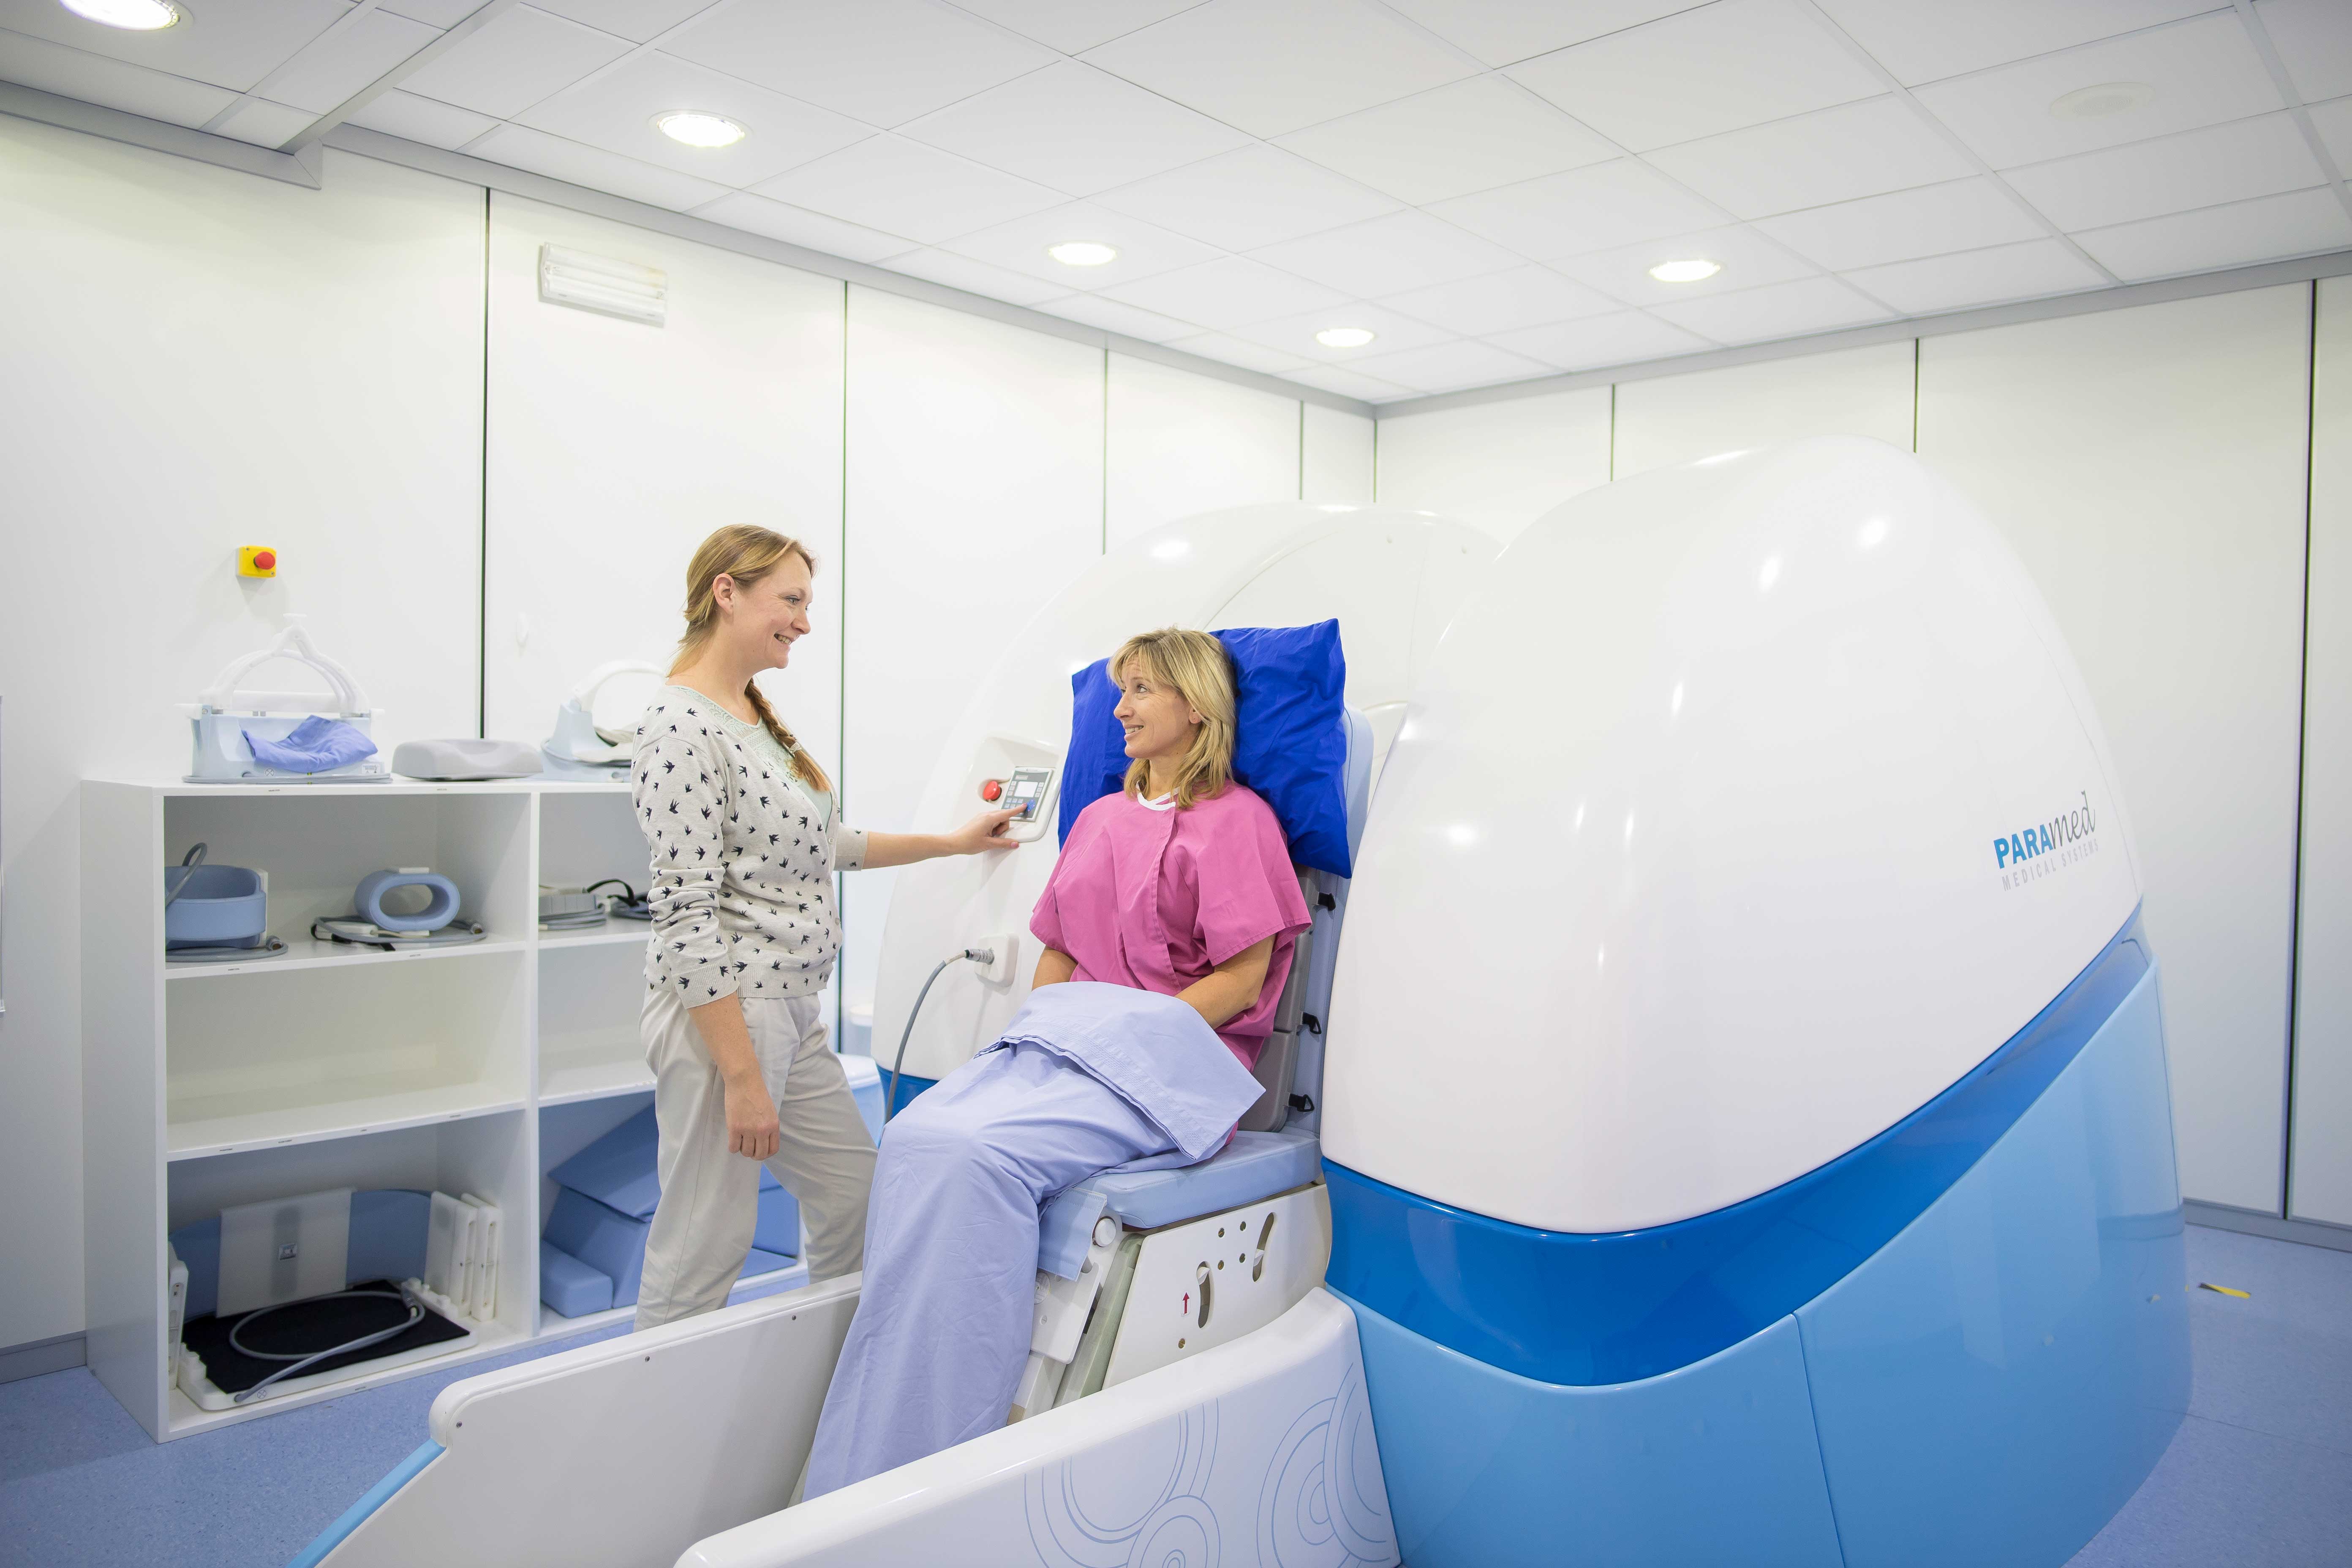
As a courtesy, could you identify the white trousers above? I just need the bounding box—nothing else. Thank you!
[634,986,877,1330]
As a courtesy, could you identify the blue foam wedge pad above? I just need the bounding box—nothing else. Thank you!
[549,1106,780,1220]
[538,1242,615,1318]
[348,1190,431,1286]
[754,1183,800,1258]
[743,1247,792,1279]
[544,1189,650,1308]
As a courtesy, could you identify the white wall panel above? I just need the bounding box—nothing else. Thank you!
[0,129,485,1347]
[1612,341,1916,478]
[1373,388,1614,543]
[2294,276,2352,1226]
[838,288,1105,1015]
[1919,287,2313,1214]
[1302,403,1375,504]
[482,194,847,784]
[1104,354,1299,551]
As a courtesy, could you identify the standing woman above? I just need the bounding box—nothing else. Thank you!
[632,524,1016,1328]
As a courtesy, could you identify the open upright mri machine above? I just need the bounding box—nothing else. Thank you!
[305,439,2187,1568]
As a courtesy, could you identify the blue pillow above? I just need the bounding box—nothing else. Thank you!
[1058,621,1352,877]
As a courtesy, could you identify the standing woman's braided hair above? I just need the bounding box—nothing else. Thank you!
[672,524,831,792]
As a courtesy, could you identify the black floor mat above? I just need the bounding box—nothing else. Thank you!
[180,1279,471,1394]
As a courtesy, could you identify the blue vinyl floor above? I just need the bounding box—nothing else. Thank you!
[1,1225,2346,1567]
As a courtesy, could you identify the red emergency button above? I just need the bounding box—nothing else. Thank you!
[251,550,276,571]
[980,779,1003,803]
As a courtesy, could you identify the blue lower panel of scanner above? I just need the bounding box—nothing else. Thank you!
[1334,958,2186,1568]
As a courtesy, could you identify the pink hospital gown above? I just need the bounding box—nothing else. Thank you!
[1029,783,1312,1069]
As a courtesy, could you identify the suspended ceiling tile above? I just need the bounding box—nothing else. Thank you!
[1378,264,1620,336]
[1080,0,1476,139]
[0,0,348,93]
[1750,175,2048,271]
[662,0,1054,128]
[1647,95,1976,218]
[691,190,916,264]
[898,59,1250,198]
[1809,0,2213,86]
[1912,12,2284,172]
[1099,256,1352,329]
[262,7,441,114]
[2311,95,2352,170]
[1552,223,1818,305]
[345,87,499,150]
[1428,158,1726,258]
[466,123,734,211]
[1840,237,2107,314]
[751,135,1065,244]
[2253,0,2352,104]
[1251,209,1524,298]
[950,0,1206,55]
[2004,112,2325,231]
[1227,302,1459,362]
[1647,273,1890,343]
[0,27,236,127]
[2071,185,2352,279]
[1487,309,1714,370]
[1092,144,1400,253]
[519,50,870,187]
[1160,330,1318,374]
[1032,291,1197,342]
[382,0,491,25]
[1380,0,1704,68]
[939,199,1222,288]
[1345,338,1553,393]
[210,97,313,147]
[1274,75,1616,206]
[1278,362,1417,401]
[1508,0,1883,152]
[401,5,632,120]
[876,245,1071,304]
[531,0,727,44]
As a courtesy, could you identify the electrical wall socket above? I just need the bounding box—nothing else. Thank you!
[975,934,1019,985]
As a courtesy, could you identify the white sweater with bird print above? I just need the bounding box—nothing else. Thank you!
[633,687,866,1005]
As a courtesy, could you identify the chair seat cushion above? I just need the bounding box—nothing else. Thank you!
[1039,1131,1320,1278]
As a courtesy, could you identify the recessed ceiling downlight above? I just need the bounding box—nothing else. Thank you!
[1315,326,1376,348]
[1648,258,1721,283]
[61,0,181,28]
[2050,81,2154,121]
[655,111,746,148]
[1048,241,1119,267]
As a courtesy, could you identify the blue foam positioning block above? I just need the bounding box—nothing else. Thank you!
[348,1190,430,1286]
[544,1189,650,1309]
[538,1242,615,1318]
[1342,1293,1844,1568]
[547,1107,663,1219]
[754,1182,800,1258]
[1796,962,2188,1568]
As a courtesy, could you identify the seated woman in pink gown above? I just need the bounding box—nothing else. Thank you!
[806,627,1311,1497]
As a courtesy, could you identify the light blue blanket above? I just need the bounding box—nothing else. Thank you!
[804,983,1263,1497]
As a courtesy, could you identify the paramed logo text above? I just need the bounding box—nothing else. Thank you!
[1995,791,2100,891]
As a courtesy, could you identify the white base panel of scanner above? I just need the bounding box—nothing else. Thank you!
[681,1288,1398,1568]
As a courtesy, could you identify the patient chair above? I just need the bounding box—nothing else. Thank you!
[1007,706,1372,1419]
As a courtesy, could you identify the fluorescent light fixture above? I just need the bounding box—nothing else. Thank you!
[654,111,746,148]
[1647,258,1720,283]
[61,0,181,27]
[2050,81,2154,121]
[539,245,667,327]
[1048,241,1118,267]
[1315,326,1376,348]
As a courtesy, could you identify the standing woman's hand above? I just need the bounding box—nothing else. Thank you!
[944,809,1022,855]
[724,1070,782,1161]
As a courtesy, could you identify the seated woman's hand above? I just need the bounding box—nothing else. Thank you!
[944,808,1022,855]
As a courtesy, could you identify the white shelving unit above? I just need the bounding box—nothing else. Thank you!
[80,778,807,1441]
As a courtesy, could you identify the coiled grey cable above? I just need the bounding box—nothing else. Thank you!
[885,947,994,1122]
[164,842,207,908]
[228,1286,425,1403]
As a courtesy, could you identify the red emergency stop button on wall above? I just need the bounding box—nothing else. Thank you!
[980,779,1003,802]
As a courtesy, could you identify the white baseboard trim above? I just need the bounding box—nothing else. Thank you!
[0,1331,86,1385]
[2186,1200,2352,1253]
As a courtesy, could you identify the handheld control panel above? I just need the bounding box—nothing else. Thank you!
[983,766,1058,844]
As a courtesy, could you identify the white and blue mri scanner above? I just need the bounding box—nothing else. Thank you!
[306,438,2187,1568]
